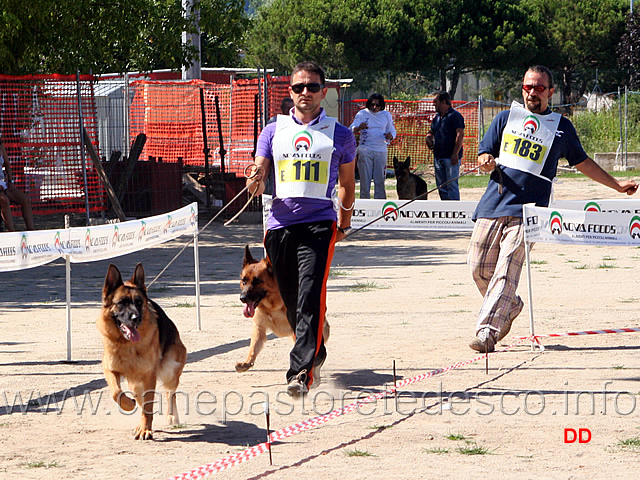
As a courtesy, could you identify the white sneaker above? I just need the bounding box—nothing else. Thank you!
[469,328,496,353]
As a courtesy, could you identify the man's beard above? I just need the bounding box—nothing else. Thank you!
[526,97,543,113]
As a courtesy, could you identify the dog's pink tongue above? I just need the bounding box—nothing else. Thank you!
[243,303,255,318]
[121,324,141,343]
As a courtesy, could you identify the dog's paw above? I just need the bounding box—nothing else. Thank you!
[235,361,254,373]
[166,414,179,426]
[134,425,153,440]
[116,393,137,411]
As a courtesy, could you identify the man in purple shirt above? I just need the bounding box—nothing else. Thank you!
[248,61,356,397]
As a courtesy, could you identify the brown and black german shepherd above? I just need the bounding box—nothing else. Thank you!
[98,263,187,440]
[236,245,330,373]
[393,156,428,200]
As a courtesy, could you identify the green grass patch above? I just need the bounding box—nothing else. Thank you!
[23,461,61,469]
[329,268,350,277]
[529,260,547,265]
[619,297,639,304]
[597,262,618,269]
[344,449,376,457]
[445,433,466,441]
[349,281,387,292]
[618,436,640,448]
[457,442,495,455]
[174,301,195,308]
[367,424,393,430]
[458,174,490,189]
[573,264,589,270]
[613,365,626,370]
[424,447,451,454]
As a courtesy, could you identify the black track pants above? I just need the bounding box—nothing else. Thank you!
[264,220,335,386]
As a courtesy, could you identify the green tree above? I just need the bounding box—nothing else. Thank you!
[0,0,248,75]
[245,0,538,99]
[529,0,628,105]
[197,0,250,67]
[244,0,428,74]
[617,11,640,89]
[418,0,539,98]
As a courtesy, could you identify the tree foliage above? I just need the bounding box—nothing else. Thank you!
[0,0,247,75]
[528,0,628,104]
[617,11,640,89]
[417,0,539,97]
[245,0,539,98]
[0,0,635,100]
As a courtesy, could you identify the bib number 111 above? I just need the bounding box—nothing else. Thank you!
[294,160,320,182]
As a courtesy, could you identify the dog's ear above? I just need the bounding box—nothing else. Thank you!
[131,263,147,293]
[393,157,399,168]
[403,157,411,168]
[243,245,256,266]
[103,264,124,302]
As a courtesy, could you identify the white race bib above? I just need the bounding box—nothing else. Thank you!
[272,115,336,199]
[497,101,561,181]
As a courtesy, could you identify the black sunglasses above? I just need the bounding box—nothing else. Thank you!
[291,83,324,94]
[522,84,548,93]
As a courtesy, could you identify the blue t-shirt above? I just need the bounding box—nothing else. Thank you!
[473,109,588,220]
[256,109,356,229]
[430,106,465,159]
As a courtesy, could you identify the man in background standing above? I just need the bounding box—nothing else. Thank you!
[426,91,465,200]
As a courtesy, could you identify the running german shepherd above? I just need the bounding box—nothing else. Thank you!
[98,263,187,440]
[236,245,330,373]
[393,156,428,200]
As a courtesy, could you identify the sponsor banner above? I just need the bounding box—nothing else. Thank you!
[523,203,640,246]
[549,198,640,215]
[351,199,477,231]
[0,203,198,272]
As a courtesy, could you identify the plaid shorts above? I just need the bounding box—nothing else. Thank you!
[468,216,526,334]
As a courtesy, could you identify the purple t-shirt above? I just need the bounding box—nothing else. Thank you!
[256,109,356,229]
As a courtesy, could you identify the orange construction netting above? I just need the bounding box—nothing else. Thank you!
[0,74,106,218]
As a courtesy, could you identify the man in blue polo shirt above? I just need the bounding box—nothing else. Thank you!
[468,65,638,353]
[248,61,356,397]
[426,91,465,200]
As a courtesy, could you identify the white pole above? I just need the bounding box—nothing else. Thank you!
[524,239,536,351]
[193,231,202,331]
[65,215,72,361]
[182,0,202,80]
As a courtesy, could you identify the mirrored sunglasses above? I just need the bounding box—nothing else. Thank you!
[522,84,548,93]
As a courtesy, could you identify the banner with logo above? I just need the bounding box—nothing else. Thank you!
[523,203,640,246]
[0,203,199,272]
[350,199,477,231]
[549,199,640,215]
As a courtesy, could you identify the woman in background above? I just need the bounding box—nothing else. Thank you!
[349,93,396,199]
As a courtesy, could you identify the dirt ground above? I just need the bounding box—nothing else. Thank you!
[2,175,640,480]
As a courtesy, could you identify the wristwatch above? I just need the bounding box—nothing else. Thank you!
[337,226,351,234]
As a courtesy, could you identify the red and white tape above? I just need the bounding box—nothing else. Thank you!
[520,326,640,350]
[167,337,528,480]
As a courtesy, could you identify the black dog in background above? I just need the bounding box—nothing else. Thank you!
[393,156,428,200]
